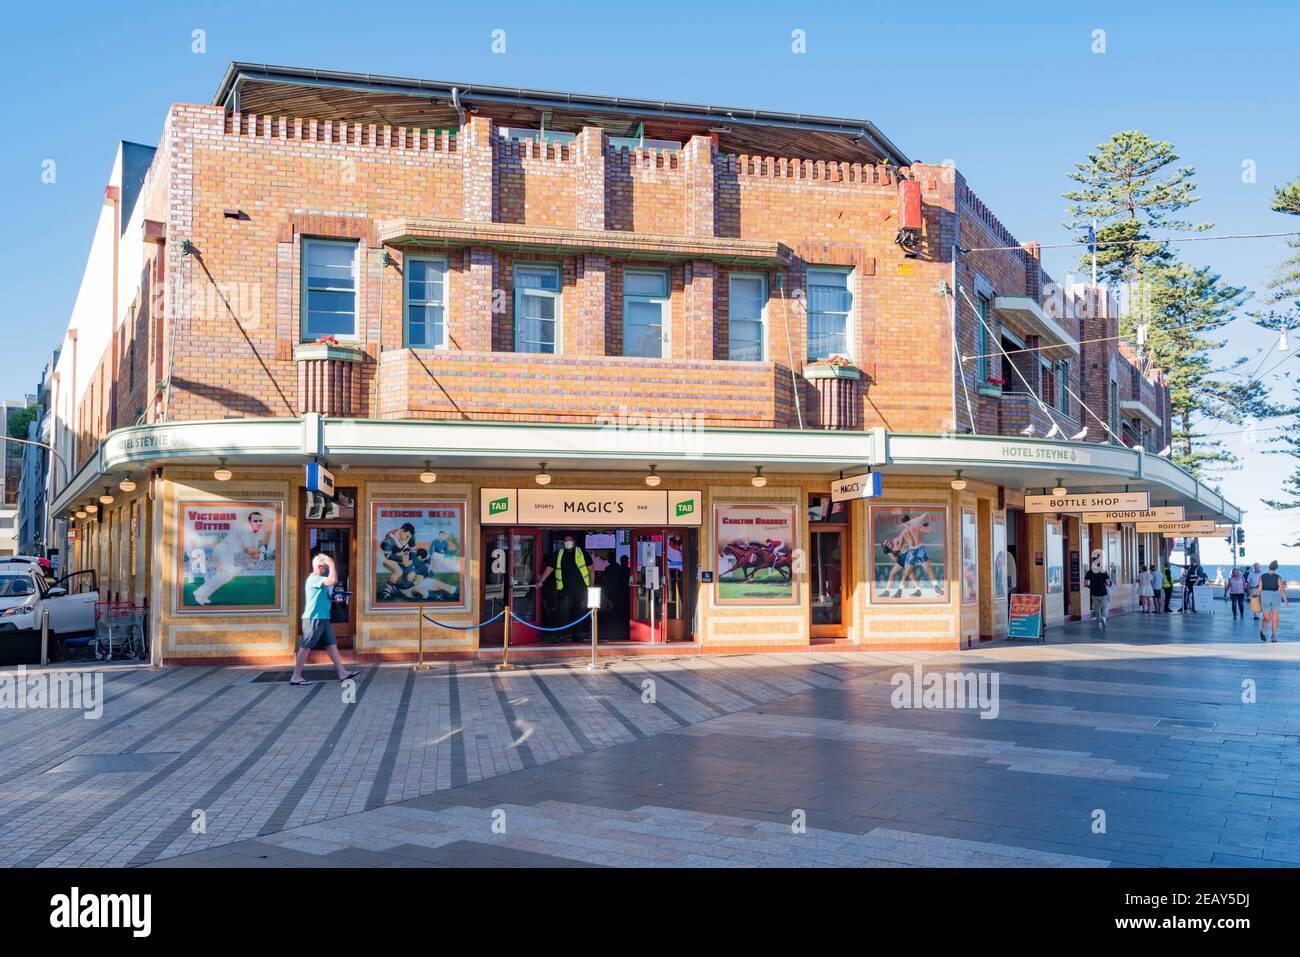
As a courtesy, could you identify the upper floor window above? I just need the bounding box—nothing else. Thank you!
[728,274,767,361]
[975,294,992,384]
[807,267,852,360]
[1057,359,1070,414]
[302,239,358,340]
[623,269,670,358]
[514,264,561,354]
[405,257,448,348]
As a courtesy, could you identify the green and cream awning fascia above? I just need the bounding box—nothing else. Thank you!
[51,417,1240,524]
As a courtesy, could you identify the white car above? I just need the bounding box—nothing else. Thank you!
[0,565,99,663]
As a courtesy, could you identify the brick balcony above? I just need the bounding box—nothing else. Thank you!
[995,391,1082,440]
[377,350,799,428]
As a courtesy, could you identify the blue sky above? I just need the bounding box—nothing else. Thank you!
[2,0,1296,561]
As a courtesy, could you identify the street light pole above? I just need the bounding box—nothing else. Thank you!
[2,434,72,560]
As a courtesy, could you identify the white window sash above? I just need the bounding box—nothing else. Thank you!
[404,256,449,349]
[728,273,767,361]
[623,269,671,358]
[301,238,359,341]
[514,264,561,354]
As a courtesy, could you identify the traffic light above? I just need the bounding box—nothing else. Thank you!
[1236,527,1246,545]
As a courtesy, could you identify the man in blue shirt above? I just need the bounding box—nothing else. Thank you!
[290,554,359,685]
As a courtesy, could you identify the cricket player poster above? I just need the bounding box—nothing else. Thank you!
[178,500,282,611]
[870,505,948,603]
[714,502,798,605]
[370,502,466,610]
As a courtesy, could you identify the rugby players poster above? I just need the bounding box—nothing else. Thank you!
[713,502,798,605]
[178,500,282,611]
[870,506,948,603]
[370,502,466,610]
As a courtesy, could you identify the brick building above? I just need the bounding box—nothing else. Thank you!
[46,63,1238,663]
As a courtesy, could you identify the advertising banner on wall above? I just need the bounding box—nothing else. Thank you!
[371,502,466,609]
[714,503,798,604]
[178,500,282,611]
[870,506,948,603]
[961,507,979,604]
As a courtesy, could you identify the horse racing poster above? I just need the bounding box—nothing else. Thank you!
[370,502,466,610]
[177,500,282,611]
[870,505,948,603]
[714,502,798,604]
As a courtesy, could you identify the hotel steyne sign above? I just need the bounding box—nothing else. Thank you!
[481,488,703,526]
[1024,491,1150,514]
[1079,506,1185,523]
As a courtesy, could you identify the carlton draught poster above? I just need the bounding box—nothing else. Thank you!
[371,502,466,609]
[178,500,281,611]
[870,506,948,603]
[714,503,798,604]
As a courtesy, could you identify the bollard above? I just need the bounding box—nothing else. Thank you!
[40,609,49,667]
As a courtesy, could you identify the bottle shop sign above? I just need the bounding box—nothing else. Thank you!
[1024,491,1150,514]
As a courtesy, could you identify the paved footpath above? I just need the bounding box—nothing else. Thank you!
[2,606,1299,867]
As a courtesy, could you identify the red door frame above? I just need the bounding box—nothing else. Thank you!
[478,527,543,646]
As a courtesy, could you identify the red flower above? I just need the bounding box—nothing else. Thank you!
[316,335,339,346]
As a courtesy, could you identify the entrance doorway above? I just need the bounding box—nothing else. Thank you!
[479,526,696,646]
[299,488,357,648]
[809,493,849,638]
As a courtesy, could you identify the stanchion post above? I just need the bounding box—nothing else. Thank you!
[587,607,599,672]
[412,603,431,672]
[498,607,515,671]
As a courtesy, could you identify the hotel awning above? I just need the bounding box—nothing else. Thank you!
[51,418,1240,525]
[992,296,1080,359]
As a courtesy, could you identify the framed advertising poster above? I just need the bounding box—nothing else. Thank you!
[714,502,798,604]
[991,511,1008,600]
[870,506,948,603]
[370,502,467,610]
[1008,593,1044,641]
[961,507,979,604]
[1046,520,1065,594]
[177,500,282,612]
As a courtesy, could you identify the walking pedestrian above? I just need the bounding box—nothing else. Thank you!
[1256,560,1289,643]
[1225,567,1247,621]
[1246,562,1263,621]
[1084,550,1112,631]
[290,554,359,685]
[1162,564,1175,613]
[1137,565,1155,612]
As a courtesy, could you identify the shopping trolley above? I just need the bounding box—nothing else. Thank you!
[93,602,148,661]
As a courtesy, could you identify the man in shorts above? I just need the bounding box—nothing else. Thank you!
[290,554,359,685]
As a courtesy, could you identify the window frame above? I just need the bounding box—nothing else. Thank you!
[622,267,672,359]
[975,293,992,384]
[727,272,768,362]
[513,262,563,355]
[1057,359,1070,414]
[403,255,450,349]
[300,237,360,342]
[805,266,854,361]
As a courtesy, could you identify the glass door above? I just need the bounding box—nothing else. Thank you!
[630,530,663,642]
[302,526,355,647]
[477,529,541,646]
[810,528,845,637]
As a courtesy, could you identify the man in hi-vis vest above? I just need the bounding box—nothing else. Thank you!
[536,532,591,642]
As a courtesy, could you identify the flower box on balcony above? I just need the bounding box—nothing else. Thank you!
[804,361,862,381]
[294,342,366,364]
[978,384,1003,398]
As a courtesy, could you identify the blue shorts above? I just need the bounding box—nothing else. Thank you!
[299,618,337,650]
[904,546,930,566]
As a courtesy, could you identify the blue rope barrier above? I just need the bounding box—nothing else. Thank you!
[511,609,593,632]
[421,608,506,630]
